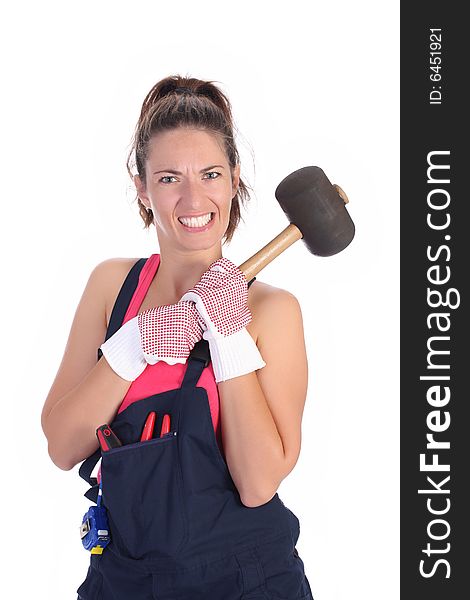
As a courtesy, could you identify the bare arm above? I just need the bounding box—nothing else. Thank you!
[217,288,308,507]
[41,260,133,471]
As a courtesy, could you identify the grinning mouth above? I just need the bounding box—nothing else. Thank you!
[178,212,214,228]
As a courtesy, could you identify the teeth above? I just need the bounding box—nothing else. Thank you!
[179,213,212,228]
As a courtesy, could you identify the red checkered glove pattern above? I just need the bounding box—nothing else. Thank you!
[180,258,266,382]
[100,300,204,381]
[180,257,252,338]
[137,301,203,362]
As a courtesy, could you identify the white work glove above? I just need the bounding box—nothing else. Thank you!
[100,301,204,381]
[180,257,266,383]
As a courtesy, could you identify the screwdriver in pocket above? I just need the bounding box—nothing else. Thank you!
[96,424,122,451]
[96,424,122,484]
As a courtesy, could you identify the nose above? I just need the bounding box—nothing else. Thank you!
[178,176,209,211]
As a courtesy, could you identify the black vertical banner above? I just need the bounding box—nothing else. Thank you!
[401,3,468,599]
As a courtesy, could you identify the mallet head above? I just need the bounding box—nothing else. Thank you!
[275,166,355,257]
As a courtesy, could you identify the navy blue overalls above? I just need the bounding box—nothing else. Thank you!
[77,258,314,599]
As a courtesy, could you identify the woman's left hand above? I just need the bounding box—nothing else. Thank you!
[180,257,251,337]
[180,258,266,382]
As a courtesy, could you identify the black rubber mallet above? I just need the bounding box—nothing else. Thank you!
[239,166,355,280]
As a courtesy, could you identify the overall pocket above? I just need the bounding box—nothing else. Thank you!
[254,539,313,600]
[100,433,188,560]
[76,556,103,599]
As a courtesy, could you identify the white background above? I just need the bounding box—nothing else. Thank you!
[0,1,399,598]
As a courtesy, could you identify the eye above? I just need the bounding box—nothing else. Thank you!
[160,175,178,184]
[203,171,221,180]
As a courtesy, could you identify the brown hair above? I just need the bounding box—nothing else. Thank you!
[126,75,252,244]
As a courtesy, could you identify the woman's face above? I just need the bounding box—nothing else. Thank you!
[135,128,240,254]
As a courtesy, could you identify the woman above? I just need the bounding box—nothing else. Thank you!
[41,75,312,599]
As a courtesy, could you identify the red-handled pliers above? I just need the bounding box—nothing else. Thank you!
[140,412,156,441]
[160,414,171,436]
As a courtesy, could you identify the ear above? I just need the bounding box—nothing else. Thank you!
[231,164,241,198]
[134,174,151,208]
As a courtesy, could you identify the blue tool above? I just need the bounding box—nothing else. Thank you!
[79,479,111,554]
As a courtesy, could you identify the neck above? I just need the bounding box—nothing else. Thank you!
[155,244,224,302]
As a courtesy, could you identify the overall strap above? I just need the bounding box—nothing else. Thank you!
[80,257,148,490]
[171,275,257,434]
[97,257,148,361]
[181,340,211,388]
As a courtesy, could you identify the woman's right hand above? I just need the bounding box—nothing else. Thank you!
[99,300,203,381]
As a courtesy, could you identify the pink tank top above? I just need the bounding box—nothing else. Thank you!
[116,254,223,452]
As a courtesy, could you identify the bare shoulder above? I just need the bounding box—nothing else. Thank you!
[248,279,300,305]
[247,280,304,343]
[92,257,142,327]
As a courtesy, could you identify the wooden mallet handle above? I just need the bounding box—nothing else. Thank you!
[239,224,302,282]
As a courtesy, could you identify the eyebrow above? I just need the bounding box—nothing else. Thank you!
[152,164,225,175]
